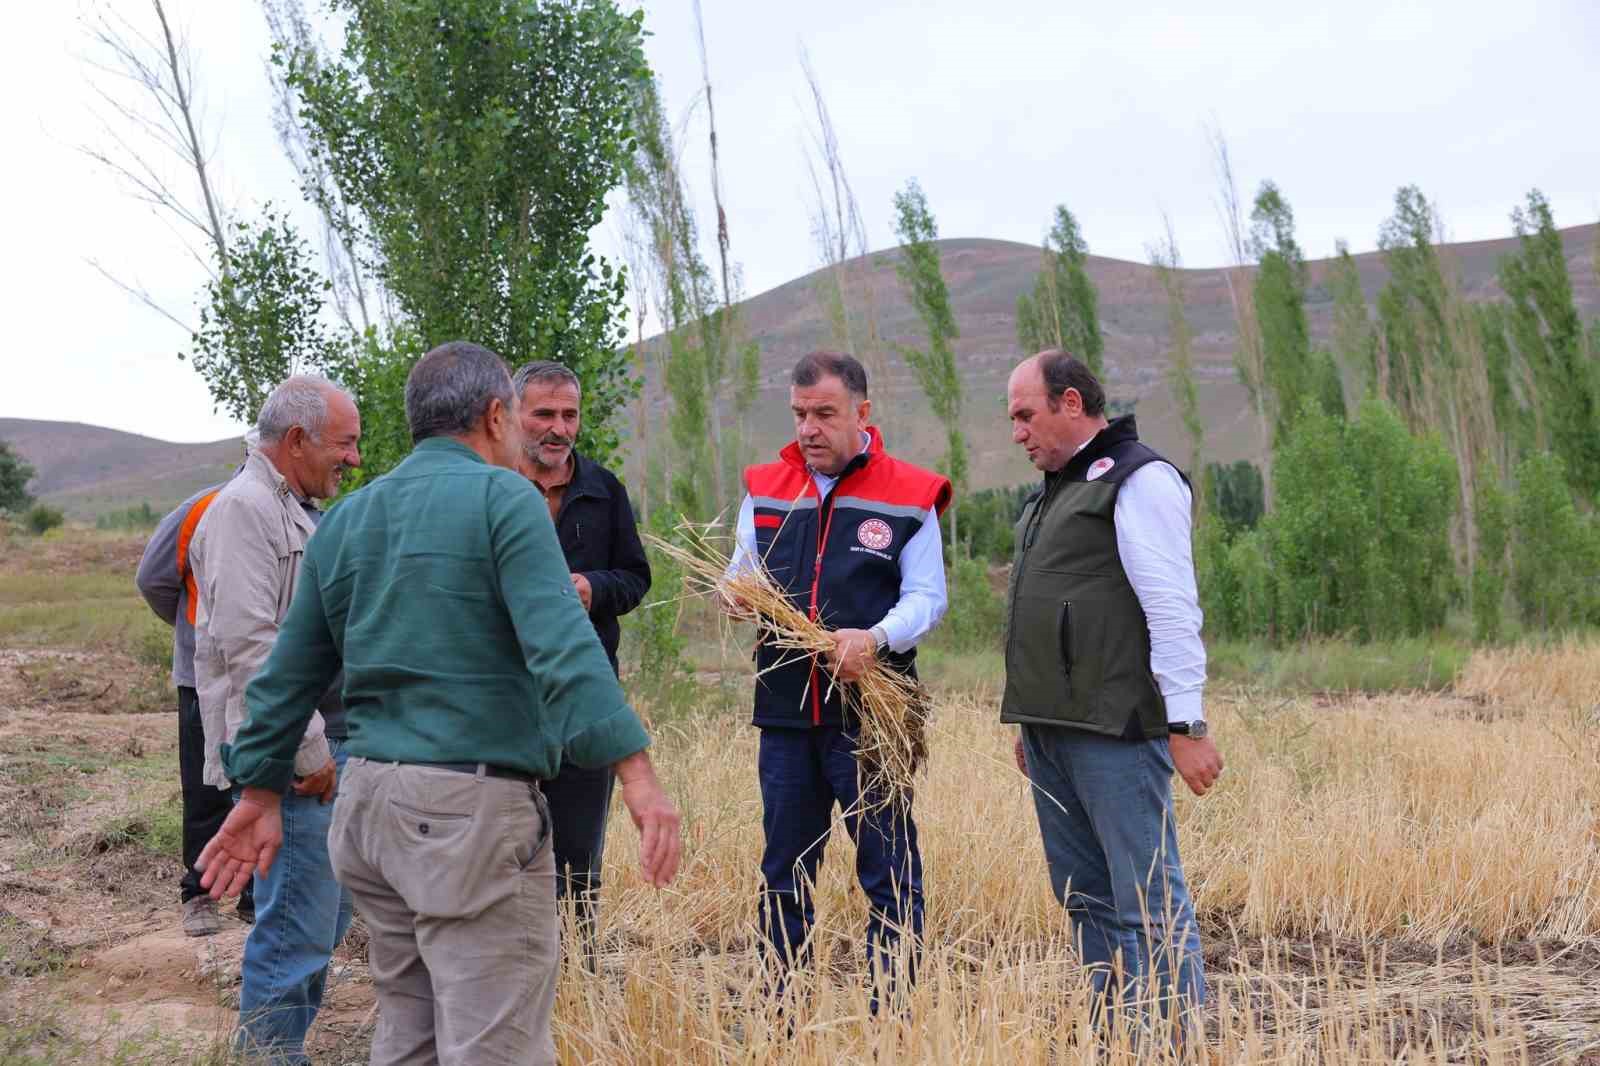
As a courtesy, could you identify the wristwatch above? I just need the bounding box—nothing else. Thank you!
[1168,719,1208,739]
[868,625,889,652]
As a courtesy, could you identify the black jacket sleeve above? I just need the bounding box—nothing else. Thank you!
[578,475,651,620]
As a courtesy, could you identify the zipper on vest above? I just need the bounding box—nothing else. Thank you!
[807,483,841,726]
[1059,600,1074,691]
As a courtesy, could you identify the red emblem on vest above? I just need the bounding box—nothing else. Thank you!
[1087,457,1116,481]
[857,518,893,551]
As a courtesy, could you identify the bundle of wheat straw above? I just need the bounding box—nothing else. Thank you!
[644,525,930,807]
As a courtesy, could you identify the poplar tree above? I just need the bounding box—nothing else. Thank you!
[1149,220,1203,479]
[1249,181,1315,441]
[285,0,647,469]
[1499,190,1600,500]
[1015,205,1104,375]
[891,179,966,547]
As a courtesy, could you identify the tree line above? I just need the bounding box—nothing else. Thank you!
[81,2,1600,654]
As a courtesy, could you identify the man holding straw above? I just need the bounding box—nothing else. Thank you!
[1003,349,1222,1038]
[723,351,951,1008]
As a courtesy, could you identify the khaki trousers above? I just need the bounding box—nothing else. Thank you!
[329,758,557,1066]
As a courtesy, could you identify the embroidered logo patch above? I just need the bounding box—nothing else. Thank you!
[857,518,893,551]
[1086,457,1116,481]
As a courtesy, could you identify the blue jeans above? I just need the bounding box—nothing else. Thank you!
[1021,726,1204,1027]
[234,741,354,1065]
[757,727,923,1003]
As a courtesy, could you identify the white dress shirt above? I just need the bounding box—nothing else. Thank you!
[727,433,948,653]
[1077,433,1207,724]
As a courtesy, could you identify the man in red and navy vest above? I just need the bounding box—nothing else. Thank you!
[724,351,951,1006]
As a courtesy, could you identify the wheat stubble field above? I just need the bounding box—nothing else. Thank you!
[3,529,1600,1064]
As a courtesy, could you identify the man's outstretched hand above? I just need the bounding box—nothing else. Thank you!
[614,751,682,888]
[197,789,284,900]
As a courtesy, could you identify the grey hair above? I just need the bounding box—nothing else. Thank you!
[406,341,514,443]
[257,375,350,445]
[511,360,581,399]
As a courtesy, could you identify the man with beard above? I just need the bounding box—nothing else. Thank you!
[189,375,361,1063]
[512,360,651,963]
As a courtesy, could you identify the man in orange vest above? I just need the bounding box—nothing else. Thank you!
[136,444,251,936]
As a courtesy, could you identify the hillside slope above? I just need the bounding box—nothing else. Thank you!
[4,223,1595,515]
[625,223,1598,492]
[0,419,241,521]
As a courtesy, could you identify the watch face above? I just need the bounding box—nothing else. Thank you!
[1188,720,1208,739]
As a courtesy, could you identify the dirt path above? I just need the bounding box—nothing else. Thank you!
[0,647,374,1063]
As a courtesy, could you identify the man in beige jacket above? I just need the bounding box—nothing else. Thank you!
[190,374,361,1065]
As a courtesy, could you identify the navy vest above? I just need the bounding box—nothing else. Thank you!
[744,428,951,728]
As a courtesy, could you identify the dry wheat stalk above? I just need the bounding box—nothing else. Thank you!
[644,524,930,807]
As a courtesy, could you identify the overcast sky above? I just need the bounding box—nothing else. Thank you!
[3,0,1596,443]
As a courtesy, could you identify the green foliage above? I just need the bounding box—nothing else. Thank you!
[1150,230,1202,473]
[1471,472,1511,642]
[187,207,354,425]
[0,440,35,514]
[959,484,1034,563]
[1016,205,1104,375]
[1201,402,1458,643]
[1510,452,1600,630]
[23,505,64,536]
[1499,189,1600,500]
[285,0,647,468]
[938,555,1004,653]
[95,502,159,531]
[1376,186,1453,426]
[337,328,424,491]
[630,509,690,691]
[1328,241,1377,394]
[1250,181,1318,442]
[1203,460,1264,533]
[891,179,967,542]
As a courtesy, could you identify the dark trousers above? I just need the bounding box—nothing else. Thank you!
[541,759,615,962]
[757,726,924,1001]
[178,685,253,913]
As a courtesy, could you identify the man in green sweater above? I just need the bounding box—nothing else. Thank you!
[198,341,681,1066]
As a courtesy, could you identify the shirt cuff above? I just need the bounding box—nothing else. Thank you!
[220,744,297,794]
[874,615,914,655]
[1164,689,1204,725]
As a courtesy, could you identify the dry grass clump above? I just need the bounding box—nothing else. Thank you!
[644,527,929,807]
[572,640,1600,1063]
[1456,635,1600,713]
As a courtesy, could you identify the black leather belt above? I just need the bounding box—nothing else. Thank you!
[411,761,542,786]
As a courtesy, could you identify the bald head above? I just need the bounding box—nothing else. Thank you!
[1007,350,1107,473]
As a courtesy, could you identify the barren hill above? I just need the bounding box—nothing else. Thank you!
[0,419,241,521]
[5,223,1595,518]
[626,222,1599,492]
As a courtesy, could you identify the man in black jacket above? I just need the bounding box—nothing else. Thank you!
[513,360,652,960]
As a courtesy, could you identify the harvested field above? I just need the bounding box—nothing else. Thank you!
[3,530,1599,1063]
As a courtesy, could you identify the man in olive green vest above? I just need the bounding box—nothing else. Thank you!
[1002,350,1223,1035]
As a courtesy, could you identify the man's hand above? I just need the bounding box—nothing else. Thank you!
[827,628,878,683]
[291,758,338,804]
[1170,734,1224,797]
[614,751,682,888]
[1014,733,1028,776]
[571,572,593,612]
[198,789,284,899]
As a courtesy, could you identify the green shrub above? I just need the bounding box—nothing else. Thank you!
[23,504,63,536]
[95,502,160,531]
[938,555,1005,653]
